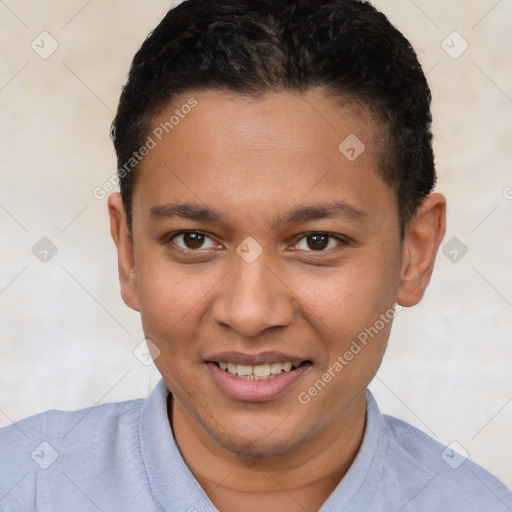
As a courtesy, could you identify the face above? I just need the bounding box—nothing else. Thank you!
[109,90,442,458]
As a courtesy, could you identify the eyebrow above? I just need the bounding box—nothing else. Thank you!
[149,200,367,225]
[150,202,226,223]
[278,201,367,224]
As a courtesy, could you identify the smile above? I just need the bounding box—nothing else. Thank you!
[206,356,312,402]
[215,361,304,380]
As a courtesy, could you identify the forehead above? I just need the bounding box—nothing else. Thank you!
[132,89,396,229]
[148,89,380,161]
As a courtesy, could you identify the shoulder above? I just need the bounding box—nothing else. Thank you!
[0,395,144,445]
[0,396,146,507]
[380,413,512,511]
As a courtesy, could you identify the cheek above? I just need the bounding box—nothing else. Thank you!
[292,254,400,366]
[134,254,197,347]
[134,247,230,357]
[299,259,398,326]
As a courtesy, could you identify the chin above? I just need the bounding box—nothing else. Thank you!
[210,420,306,460]
[222,437,298,459]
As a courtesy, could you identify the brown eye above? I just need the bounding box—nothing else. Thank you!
[170,231,217,251]
[183,232,205,249]
[306,233,329,250]
[294,232,345,252]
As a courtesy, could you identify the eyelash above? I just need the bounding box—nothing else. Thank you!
[165,230,349,253]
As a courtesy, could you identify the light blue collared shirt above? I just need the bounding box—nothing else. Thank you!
[1,379,511,511]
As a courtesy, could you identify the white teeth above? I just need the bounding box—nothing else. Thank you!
[270,362,282,375]
[236,364,253,376]
[253,363,271,377]
[217,361,301,379]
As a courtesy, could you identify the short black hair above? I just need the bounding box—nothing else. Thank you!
[111,0,436,235]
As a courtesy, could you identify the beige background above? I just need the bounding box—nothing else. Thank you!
[1,0,511,486]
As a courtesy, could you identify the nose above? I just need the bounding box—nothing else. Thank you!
[212,252,295,338]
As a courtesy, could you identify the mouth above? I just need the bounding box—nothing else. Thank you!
[212,360,310,380]
[204,353,313,402]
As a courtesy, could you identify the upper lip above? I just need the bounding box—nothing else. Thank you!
[205,351,310,366]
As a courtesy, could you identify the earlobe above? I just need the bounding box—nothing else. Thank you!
[107,192,140,312]
[397,193,446,307]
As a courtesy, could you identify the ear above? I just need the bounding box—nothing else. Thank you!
[397,193,446,307]
[107,192,140,312]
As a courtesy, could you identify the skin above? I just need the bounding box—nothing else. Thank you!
[108,89,446,511]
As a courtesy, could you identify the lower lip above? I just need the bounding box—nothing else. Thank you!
[206,362,311,403]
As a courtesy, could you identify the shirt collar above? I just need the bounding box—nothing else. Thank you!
[139,378,218,511]
[139,379,385,511]
[319,390,386,511]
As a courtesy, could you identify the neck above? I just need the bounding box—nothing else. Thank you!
[169,393,367,512]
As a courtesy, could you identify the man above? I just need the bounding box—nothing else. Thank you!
[1,0,511,510]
